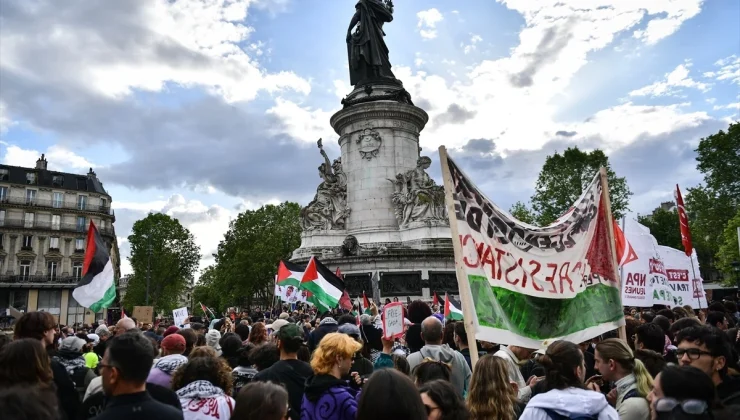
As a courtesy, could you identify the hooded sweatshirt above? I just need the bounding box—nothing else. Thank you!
[308,318,338,352]
[253,359,313,420]
[301,374,358,420]
[53,348,97,400]
[148,354,189,389]
[206,329,222,357]
[519,387,620,420]
[407,344,472,397]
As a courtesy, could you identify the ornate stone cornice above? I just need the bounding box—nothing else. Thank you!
[331,102,429,135]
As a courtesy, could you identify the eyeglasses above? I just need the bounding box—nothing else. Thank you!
[424,404,440,415]
[676,348,713,360]
[654,398,708,415]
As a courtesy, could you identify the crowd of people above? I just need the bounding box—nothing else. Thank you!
[1,298,740,420]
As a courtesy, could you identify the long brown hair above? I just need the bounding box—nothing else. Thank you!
[541,340,585,391]
[249,322,267,345]
[0,338,54,388]
[466,354,518,420]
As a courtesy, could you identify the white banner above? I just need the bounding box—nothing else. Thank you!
[658,246,707,308]
[620,219,673,307]
[275,283,309,304]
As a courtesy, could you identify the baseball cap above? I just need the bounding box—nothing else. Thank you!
[267,319,289,333]
[161,333,187,353]
[338,323,361,338]
[60,336,86,352]
[275,323,303,341]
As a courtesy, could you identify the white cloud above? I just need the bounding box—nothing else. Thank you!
[703,55,740,85]
[0,0,311,104]
[0,102,15,134]
[630,0,703,44]
[415,52,425,67]
[713,102,740,111]
[332,79,352,99]
[462,34,483,54]
[0,143,97,171]
[265,98,337,143]
[417,8,444,39]
[629,62,710,97]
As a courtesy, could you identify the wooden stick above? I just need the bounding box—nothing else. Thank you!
[438,146,481,370]
[599,167,627,341]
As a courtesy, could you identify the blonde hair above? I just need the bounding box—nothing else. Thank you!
[595,338,653,397]
[310,333,362,375]
[467,355,518,420]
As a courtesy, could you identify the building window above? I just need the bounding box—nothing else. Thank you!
[49,236,59,250]
[67,295,85,326]
[22,235,33,249]
[73,262,83,279]
[19,260,31,280]
[0,168,8,181]
[76,216,86,231]
[0,290,29,312]
[0,233,4,250]
[24,212,35,228]
[100,198,107,210]
[75,238,84,251]
[52,215,61,230]
[52,175,64,187]
[53,192,63,208]
[26,189,37,205]
[99,219,106,230]
[47,261,58,280]
[0,210,4,226]
[0,186,7,202]
[37,290,61,315]
[26,172,37,185]
[77,195,87,210]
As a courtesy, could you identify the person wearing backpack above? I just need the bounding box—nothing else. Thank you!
[520,340,619,420]
[589,339,651,420]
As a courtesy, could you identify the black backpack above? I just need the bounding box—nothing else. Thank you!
[542,409,598,420]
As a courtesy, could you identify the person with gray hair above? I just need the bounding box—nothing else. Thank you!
[115,317,136,335]
[94,324,113,360]
[407,316,471,396]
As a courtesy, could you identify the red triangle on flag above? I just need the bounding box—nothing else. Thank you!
[432,292,439,306]
[301,257,318,284]
[363,292,371,309]
[612,219,638,266]
[443,293,450,319]
[339,289,352,311]
[277,261,293,283]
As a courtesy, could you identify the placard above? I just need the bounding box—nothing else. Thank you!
[173,307,189,327]
[133,306,154,324]
[382,302,405,339]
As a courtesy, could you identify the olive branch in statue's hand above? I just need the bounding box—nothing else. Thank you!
[385,0,394,13]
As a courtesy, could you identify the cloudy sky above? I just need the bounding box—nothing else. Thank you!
[1,0,738,276]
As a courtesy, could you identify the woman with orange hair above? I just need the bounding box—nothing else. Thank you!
[302,332,363,420]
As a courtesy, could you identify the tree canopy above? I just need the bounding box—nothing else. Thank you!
[530,147,632,226]
[509,201,536,225]
[123,213,200,313]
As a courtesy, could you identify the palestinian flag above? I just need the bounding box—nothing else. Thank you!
[363,292,371,313]
[432,292,439,306]
[277,260,305,288]
[72,221,116,312]
[444,294,463,321]
[300,257,344,313]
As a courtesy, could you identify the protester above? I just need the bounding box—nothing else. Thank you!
[0,385,60,420]
[190,346,219,359]
[408,316,471,397]
[466,354,520,420]
[206,329,223,357]
[413,358,452,386]
[676,325,740,406]
[54,336,97,399]
[420,379,470,420]
[177,329,198,357]
[337,323,374,386]
[635,323,668,354]
[115,317,136,335]
[221,335,243,368]
[232,344,257,395]
[302,332,363,420]
[406,301,433,353]
[519,340,619,420]
[453,322,484,370]
[248,322,268,346]
[253,323,313,420]
[591,338,652,420]
[307,314,339,352]
[148,334,189,389]
[249,343,280,371]
[0,338,54,389]
[231,382,289,420]
[83,340,100,369]
[494,342,539,402]
[356,369,427,420]
[634,349,667,378]
[95,331,183,419]
[707,311,730,331]
[13,311,80,420]
[234,323,251,345]
[172,356,236,420]
[648,365,716,420]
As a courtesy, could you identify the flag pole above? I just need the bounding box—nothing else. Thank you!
[689,254,702,310]
[439,146,480,370]
[599,167,627,341]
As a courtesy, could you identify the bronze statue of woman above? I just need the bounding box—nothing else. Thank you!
[346,0,397,87]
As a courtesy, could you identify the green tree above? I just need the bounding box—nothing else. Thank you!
[716,209,740,284]
[637,207,682,250]
[192,265,221,312]
[211,202,301,308]
[696,122,739,201]
[123,213,200,313]
[509,201,536,224]
[530,147,632,226]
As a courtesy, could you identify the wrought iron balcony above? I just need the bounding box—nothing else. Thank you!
[0,217,115,237]
[0,195,114,217]
[0,274,80,287]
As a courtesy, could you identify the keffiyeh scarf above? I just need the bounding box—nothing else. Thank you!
[154,354,188,376]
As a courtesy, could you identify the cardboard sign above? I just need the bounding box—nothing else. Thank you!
[382,302,405,339]
[173,307,189,327]
[133,306,154,324]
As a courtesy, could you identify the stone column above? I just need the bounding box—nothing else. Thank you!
[331,100,428,245]
[36,236,46,275]
[62,238,73,276]
[7,235,17,275]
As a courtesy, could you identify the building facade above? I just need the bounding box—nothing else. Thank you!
[0,155,120,325]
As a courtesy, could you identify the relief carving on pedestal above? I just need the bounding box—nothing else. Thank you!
[356,128,382,160]
[300,139,351,231]
[388,156,448,228]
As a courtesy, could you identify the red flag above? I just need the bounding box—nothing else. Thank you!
[675,184,693,257]
[613,219,638,266]
[335,267,343,278]
[363,292,371,310]
[339,290,353,311]
[432,292,439,306]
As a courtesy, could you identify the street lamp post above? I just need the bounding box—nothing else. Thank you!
[731,261,740,290]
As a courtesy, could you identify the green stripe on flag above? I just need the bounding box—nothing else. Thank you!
[302,283,340,312]
[468,274,623,340]
[88,283,117,313]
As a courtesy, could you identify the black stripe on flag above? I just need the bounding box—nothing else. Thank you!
[76,222,111,288]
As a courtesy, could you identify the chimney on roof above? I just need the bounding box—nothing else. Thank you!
[87,167,97,179]
[36,154,48,170]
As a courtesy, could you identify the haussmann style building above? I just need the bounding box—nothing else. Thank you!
[0,154,120,326]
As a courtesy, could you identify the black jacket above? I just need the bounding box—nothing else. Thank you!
[51,358,80,420]
[718,375,740,407]
[80,385,181,420]
[89,391,182,420]
[308,319,338,353]
[253,359,313,420]
[360,324,383,352]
